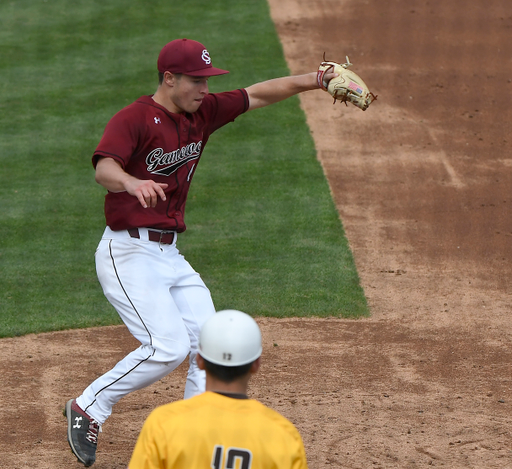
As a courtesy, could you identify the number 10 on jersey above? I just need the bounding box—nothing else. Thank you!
[212,445,252,469]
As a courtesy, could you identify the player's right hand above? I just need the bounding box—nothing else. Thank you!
[125,179,168,209]
[95,157,168,208]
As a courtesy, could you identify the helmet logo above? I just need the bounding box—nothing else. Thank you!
[201,49,211,65]
[223,353,232,361]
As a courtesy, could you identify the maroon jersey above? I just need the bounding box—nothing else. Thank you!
[93,90,249,232]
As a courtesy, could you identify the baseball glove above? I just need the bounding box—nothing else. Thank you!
[317,54,377,111]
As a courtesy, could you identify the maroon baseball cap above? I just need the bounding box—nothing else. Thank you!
[157,39,229,77]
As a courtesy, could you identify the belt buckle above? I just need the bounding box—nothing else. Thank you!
[159,230,173,244]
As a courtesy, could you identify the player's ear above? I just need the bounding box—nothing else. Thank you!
[196,353,205,370]
[164,71,176,87]
[250,357,261,375]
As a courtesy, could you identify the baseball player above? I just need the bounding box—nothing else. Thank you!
[64,38,336,467]
[129,309,309,469]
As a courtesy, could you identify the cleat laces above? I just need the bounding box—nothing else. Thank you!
[85,419,102,444]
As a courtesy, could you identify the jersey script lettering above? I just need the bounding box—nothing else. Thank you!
[146,142,202,176]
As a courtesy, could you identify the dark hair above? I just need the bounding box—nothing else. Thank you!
[203,358,253,383]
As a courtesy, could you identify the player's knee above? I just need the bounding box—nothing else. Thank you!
[152,339,190,367]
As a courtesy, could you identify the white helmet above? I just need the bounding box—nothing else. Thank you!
[199,310,262,367]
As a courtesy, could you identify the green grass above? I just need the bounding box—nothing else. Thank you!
[0,0,368,337]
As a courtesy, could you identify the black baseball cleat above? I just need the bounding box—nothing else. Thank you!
[64,399,101,467]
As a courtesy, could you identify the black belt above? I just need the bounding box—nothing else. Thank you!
[128,228,175,245]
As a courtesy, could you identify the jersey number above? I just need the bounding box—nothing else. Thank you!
[212,445,252,469]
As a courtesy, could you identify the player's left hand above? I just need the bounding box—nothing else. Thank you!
[317,55,377,110]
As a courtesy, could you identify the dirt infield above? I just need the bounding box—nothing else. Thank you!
[2,1,511,468]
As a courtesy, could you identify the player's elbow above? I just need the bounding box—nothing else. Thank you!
[94,168,110,189]
[94,157,126,192]
[94,170,103,186]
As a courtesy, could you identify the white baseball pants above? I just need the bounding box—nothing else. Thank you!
[76,227,215,424]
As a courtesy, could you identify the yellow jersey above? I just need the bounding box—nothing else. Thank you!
[129,391,308,469]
